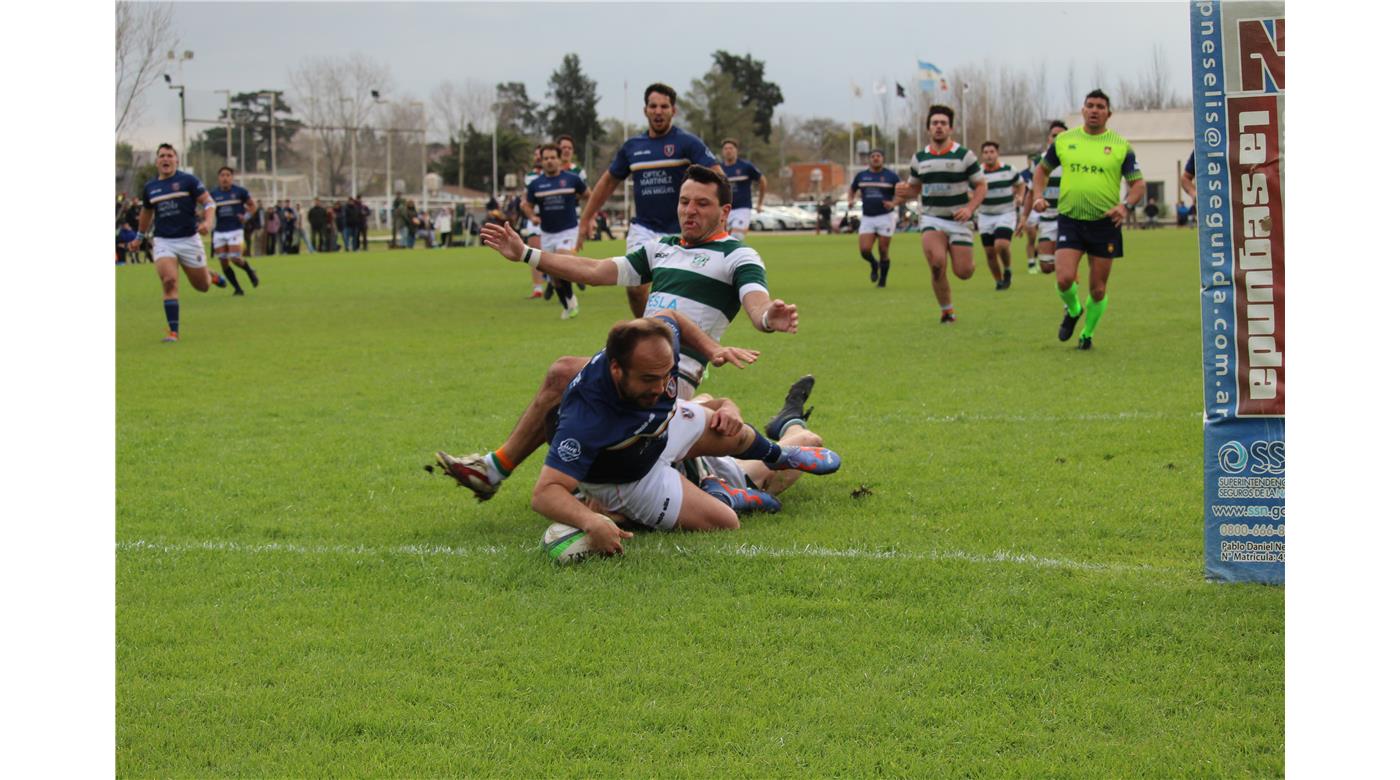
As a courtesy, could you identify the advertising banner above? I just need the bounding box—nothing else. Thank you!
[1190,1,1285,583]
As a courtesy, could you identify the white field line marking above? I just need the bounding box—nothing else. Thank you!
[922,411,1197,424]
[117,539,1172,574]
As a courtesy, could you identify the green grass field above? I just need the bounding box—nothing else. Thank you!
[116,228,1283,777]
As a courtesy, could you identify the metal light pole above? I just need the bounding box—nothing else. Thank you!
[341,96,357,196]
[961,82,970,142]
[412,100,426,209]
[215,89,232,166]
[164,74,186,170]
[262,91,278,203]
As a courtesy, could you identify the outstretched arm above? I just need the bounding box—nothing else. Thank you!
[654,311,759,370]
[740,290,798,335]
[481,221,620,286]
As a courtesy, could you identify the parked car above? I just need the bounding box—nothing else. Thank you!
[766,205,817,230]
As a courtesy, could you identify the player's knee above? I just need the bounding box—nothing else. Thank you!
[706,505,740,530]
[1089,284,1107,301]
[953,265,974,280]
[860,249,876,262]
[544,358,578,393]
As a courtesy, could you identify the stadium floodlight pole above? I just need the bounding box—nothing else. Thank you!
[340,97,357,197]
[372,91,393,208]
[412,100,426,209]
[961,82,970,142]
[215,89,232,166]
[490,100,498,201]
[262,91,278,203]
[163,74,187,171]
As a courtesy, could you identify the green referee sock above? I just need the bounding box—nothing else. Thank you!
[1058,282,1083,317]
[1082,294,1108,338]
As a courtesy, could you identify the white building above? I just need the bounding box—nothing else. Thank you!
[1060,108,1195,207]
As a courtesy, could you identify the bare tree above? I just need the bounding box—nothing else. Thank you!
[115,1,176,140]
[1063,59,1078,116]
[288,53,392,196]
[430,79,494,186]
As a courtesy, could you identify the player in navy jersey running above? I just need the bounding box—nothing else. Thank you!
[210,166,260,296]
[720,139,765,240]
[530,314,840,554]
[848,150,902,286]
[576,82,723,316]
[129,144,228,342]
[523,143,590,319]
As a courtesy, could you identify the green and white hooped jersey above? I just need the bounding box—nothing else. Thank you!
[612,234,768,376]
[567,164,587,181]
[978,164,1019,216]
[909,143,984,218]
[1041,166,1062,219]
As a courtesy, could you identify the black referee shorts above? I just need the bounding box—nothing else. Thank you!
[1057,216,1124,258]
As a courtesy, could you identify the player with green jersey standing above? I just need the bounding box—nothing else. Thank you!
[1029,91,1145,349]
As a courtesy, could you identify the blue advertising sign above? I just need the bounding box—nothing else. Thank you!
[1190,1,1285,583]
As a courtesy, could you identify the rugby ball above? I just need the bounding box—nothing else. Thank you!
[541,522,596,564]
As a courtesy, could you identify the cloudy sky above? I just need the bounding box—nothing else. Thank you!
[125,1,1191,147]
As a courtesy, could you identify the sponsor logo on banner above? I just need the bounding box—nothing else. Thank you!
[1218,440,1285,475]
[1228,96,1285,415]
[1238,18,1285,93]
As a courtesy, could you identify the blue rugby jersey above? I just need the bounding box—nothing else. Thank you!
[545,316,684,484]
[607,126,717,233]
[721,159,763,209]
[526,171,588,233]
[211,184,253,232]
[140,171,208,238]
[849,168,901,216]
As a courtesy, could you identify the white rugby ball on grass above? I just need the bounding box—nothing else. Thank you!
[541,521,600,564]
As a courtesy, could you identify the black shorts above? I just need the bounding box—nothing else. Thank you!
[1057,216,1124,258]
[979,228,1013,246]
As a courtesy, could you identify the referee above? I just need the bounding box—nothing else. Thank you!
[1030,90,1145,350]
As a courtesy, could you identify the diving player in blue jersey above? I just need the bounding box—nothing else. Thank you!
[129,144,227,342]
[210,166,260,296]
[719,139,765,240]
[531,314,840,554]
[523,143,590,319]
[576,82,723,316]
[848,150,902,286]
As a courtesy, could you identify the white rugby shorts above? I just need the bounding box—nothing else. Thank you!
[541,227,579,253]
[858,211,896,237]
[625,222,667,253]
[977,210,1018,236]
[918,214,974,246]
[1037,214,1059,245]
[577,400,707,531]
[212,229,244,251]
[727,208,753,233]
[519,220,541,239]
[152,235,208,269]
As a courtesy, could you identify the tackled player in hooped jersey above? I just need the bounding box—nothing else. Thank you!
[577,82,722,317]
[210,165,260,296]
[1030,90,1145,350]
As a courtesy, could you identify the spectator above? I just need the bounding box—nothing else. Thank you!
[116,225,139,264]
[593,211,615,240]
[816,197,833,235]
[356,197,370,250]
[243,203,261,255]
[1176,200,1190,227]
[307,198,328,251]
[485,193,499,213]
[334,201,349,250]
[1144,197,1160,229]
[435,206,453,248]
[264,206,280,255]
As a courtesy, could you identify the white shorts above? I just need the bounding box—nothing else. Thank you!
[519,221,541,239]
[977,210,1017,236]
[727,208,752,232]
[919,214,974,246]
[858,211,896,237]
[1024,211,1040,228]
[151,235,207,269]
[577,400,708,531]
[625,222,667,253]
[212,229,244,251]
[541,227,579,253]
[1037,215,1059,246]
